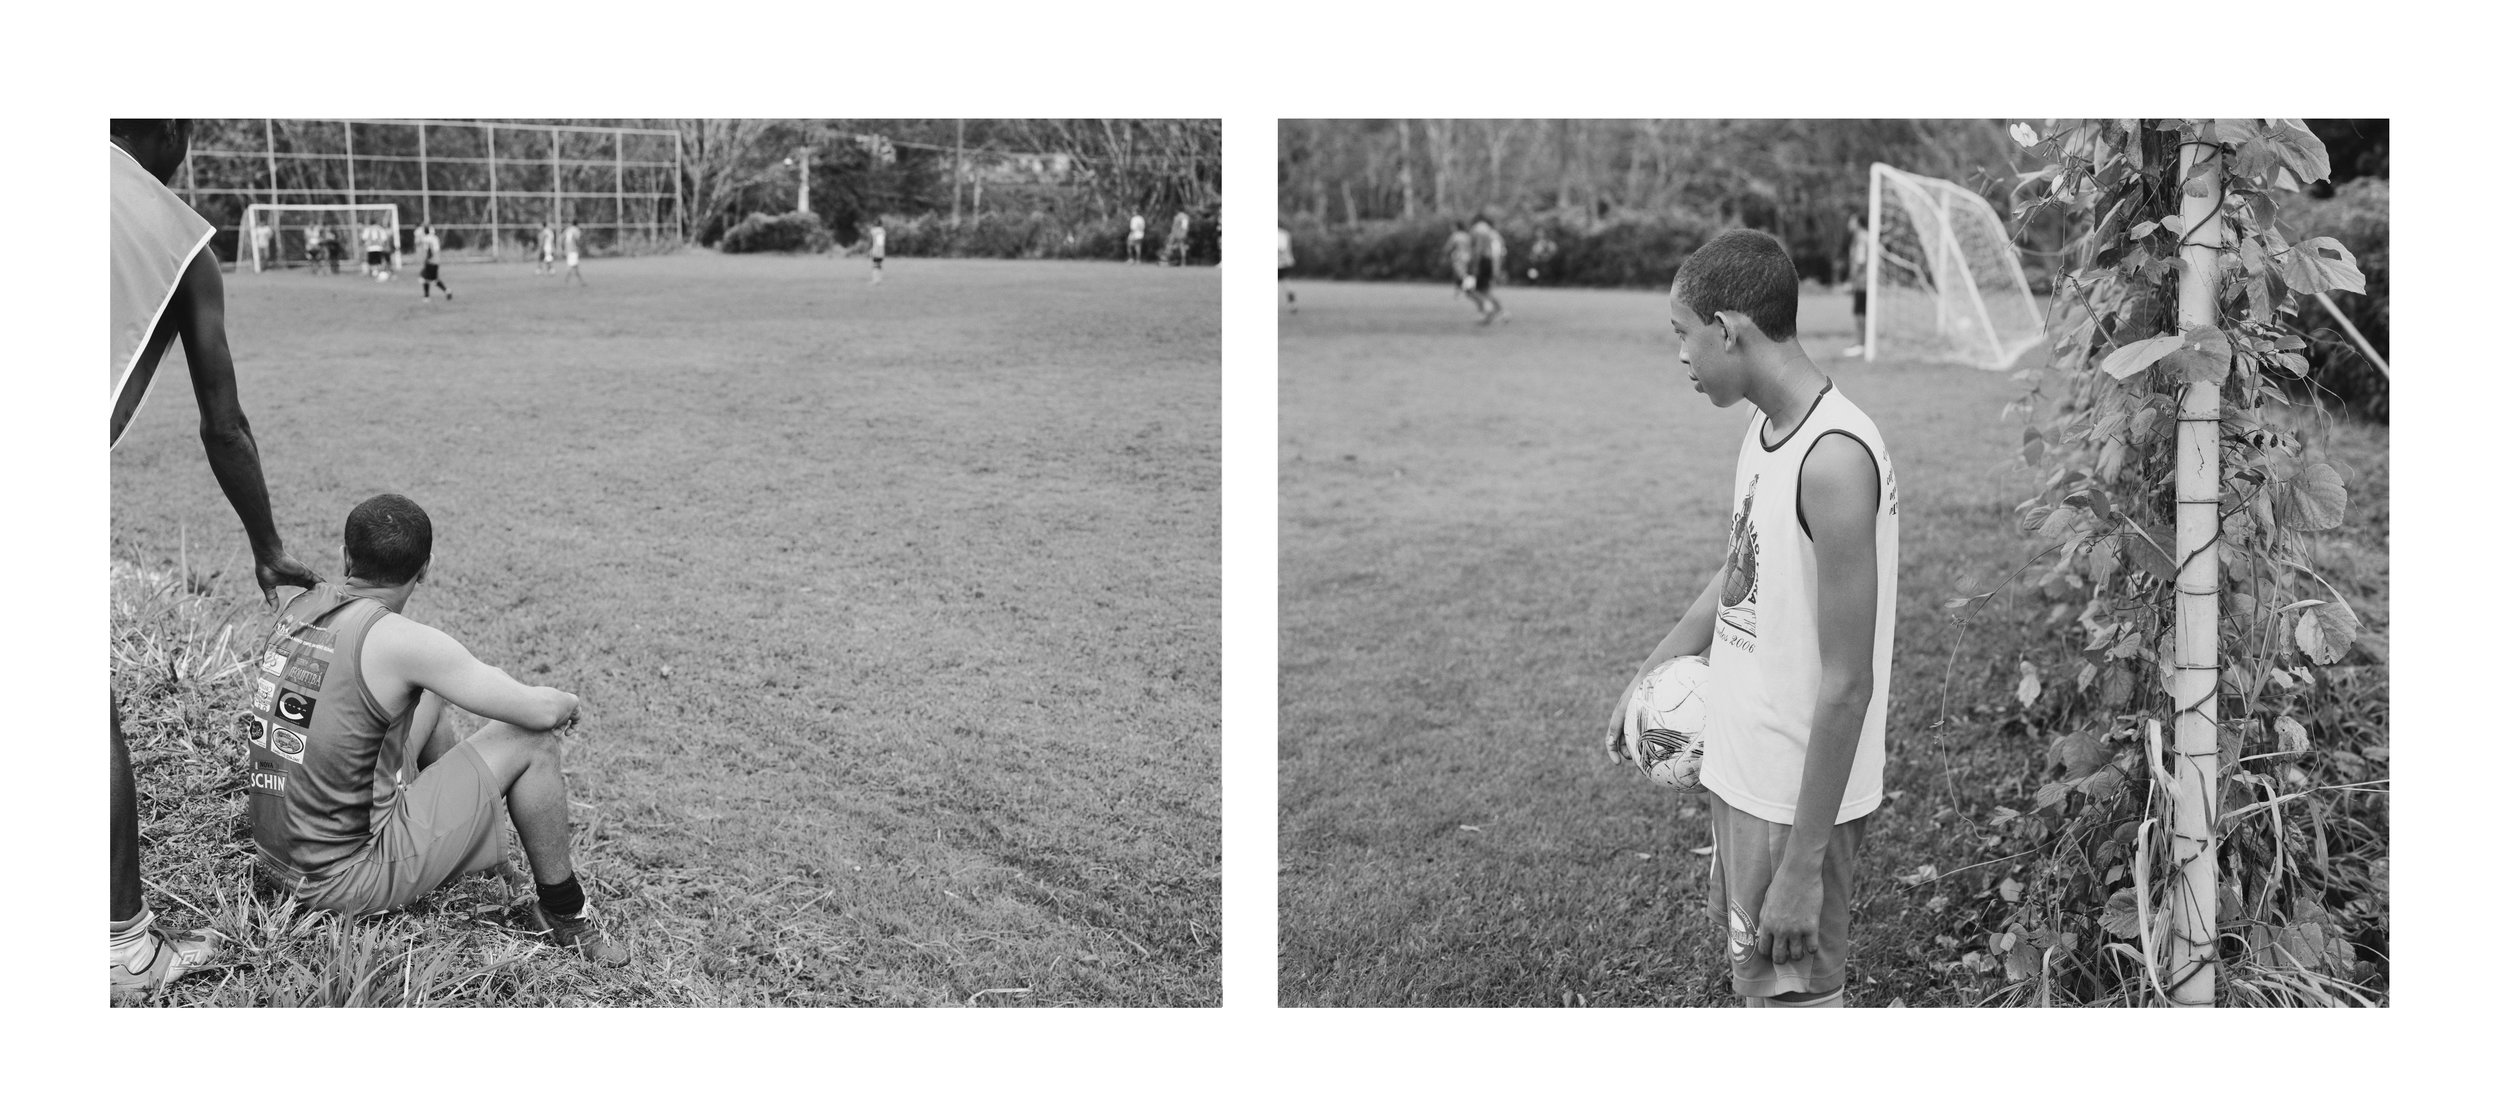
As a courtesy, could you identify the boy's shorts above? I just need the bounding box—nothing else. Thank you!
[1852,288,1868,315]
[294,742,510,918]
[566,251,580,267]
[1706,792,1868,1000]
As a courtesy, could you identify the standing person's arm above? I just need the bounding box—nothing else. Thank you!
[165,250,322,605]
[1604,566,1725,762]
[1757,434,1882,967]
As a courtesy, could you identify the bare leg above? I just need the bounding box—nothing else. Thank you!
[462,721,575,886]
[110,698,142,922]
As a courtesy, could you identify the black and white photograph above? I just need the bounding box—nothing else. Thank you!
[1278,119,2389,1007]
[106,117,1221,1007]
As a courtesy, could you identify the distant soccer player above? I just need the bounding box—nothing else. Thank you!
[1604,228,1899,1008]
[1445,219,1474,300]
[562,218,585,287]
[1165,209,1191,266]
[867,217,886,284]
[1466,213,1505,324]
[250,218,274,273]
[1277,224,1296,312]
[415,224,451,301]
[536,221,555,276]
[248,494,626,966]
[110,118,324,995]
[1128,211,1146,264]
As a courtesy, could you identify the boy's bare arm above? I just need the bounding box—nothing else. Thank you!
[376,616,579,732]
[1605,566,1725,761]
[168,251,323,605]
[1758,433,1882,967]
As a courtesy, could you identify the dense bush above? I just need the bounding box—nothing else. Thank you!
[867,210,1222,264]
[1282,210,1721,289]
[719,210,830,254]
[2281,177,2389,422]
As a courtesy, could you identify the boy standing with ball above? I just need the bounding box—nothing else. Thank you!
[1604,228,1898,1007]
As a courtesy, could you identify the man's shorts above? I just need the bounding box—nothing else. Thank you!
[566,251,580,267]
[420,262,440,281]
[294,742,510,918]
[365,249,385,267]
[1852,288,1868,315]
[1473,258,1496,290]
[1706,792,1868,999]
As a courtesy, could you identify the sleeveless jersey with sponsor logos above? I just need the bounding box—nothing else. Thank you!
[1698,382,1898,825]
[110,142,214,450]
[247,582,418,880]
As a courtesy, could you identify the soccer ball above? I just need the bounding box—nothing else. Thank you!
[1626,655,1708,791]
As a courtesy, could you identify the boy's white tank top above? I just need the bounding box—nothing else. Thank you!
[1699,382,1898,825]
[110,142,213,449]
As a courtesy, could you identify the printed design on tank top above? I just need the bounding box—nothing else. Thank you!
[247,615,339,796]
[1717,474,1761,643]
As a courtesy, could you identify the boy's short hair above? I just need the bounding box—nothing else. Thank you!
[345,494,433,586]
[1672,228,1801,342]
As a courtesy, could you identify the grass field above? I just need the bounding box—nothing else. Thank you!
[1277,280,2388,1006]
[111,252,1220,1006]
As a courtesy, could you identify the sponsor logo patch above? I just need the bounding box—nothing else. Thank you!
[252,678,276,713]
[260,650,288,675]
[282,656,328,688]
[269,726,308,762]
[274,689,317,726]
[245,715,268,746]
[249,770,288,796]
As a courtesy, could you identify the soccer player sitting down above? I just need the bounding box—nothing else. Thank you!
[248,494,625,965]
[1605,228,1898,1007]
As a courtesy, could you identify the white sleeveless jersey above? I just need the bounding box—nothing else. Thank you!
[1699,383,1898,825]
[110,143,212,448]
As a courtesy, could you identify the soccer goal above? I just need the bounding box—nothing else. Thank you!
[1864,163,2044,370]
[242,203,402,273]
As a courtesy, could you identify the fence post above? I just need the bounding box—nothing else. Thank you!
[2167,124,2225,1008]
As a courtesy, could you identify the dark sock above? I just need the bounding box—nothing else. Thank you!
[536,875,585,918]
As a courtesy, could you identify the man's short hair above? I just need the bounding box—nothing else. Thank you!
[109,119,176,139]
[345,494,432,586]
[1672,228,1801,342]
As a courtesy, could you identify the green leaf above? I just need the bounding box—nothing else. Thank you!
[2158,345,2230,384]
[2102,335,2183,381]
[2298,599,2359,665]
[2010,122,2039,147]
[2101,889,2141,938]
[2129,220,2157,241]
[2004,940,2042,981]
[2212,119,2265,146]
[2049,732,2109,779]
[2017,660,2043,709]
[2276,715,2310,754]
[2278,461,2348,531]
[2264,120,2334,184]
[2282,237,2368,296]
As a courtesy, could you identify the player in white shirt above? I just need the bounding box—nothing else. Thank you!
[537,221,555,276]
[1128,212,1146,264]
[562,219,585,287]
[416,224,451,301]
[867,218,886,284]
[1277,225,1296,313]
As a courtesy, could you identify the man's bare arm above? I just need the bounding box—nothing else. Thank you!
[1605,566,1725,761]
[167,250,322,604]
[1758,432,1882,967]
[378,617,579,732]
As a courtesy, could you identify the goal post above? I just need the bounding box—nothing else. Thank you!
[1864,162,2045,370]
[242,203,402,273]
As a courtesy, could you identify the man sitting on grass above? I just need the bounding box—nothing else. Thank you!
[248,493,626,966]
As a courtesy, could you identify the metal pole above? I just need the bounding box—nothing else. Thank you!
[486,124,500,261]
[954,118,965,224]
[614,131,624,250]
[674,128,687,244]
[344,120,356,206]
[264,118,279,204]
[1864,163,1884,361]
[418,122,431,228]
[2167,125,2225,1008]
[552,126,563,228]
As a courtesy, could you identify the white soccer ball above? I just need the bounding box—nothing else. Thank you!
[1627,655,1709,791]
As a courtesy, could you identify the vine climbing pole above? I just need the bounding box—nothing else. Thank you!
[2167,128,2224,1006]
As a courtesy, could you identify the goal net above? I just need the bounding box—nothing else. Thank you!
[242,203,402,273]
[1865,163,2044,370]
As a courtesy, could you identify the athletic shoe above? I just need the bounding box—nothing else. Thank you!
[1842,344,1866,357]
[516,900,630,967]
[111,926,218,996]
